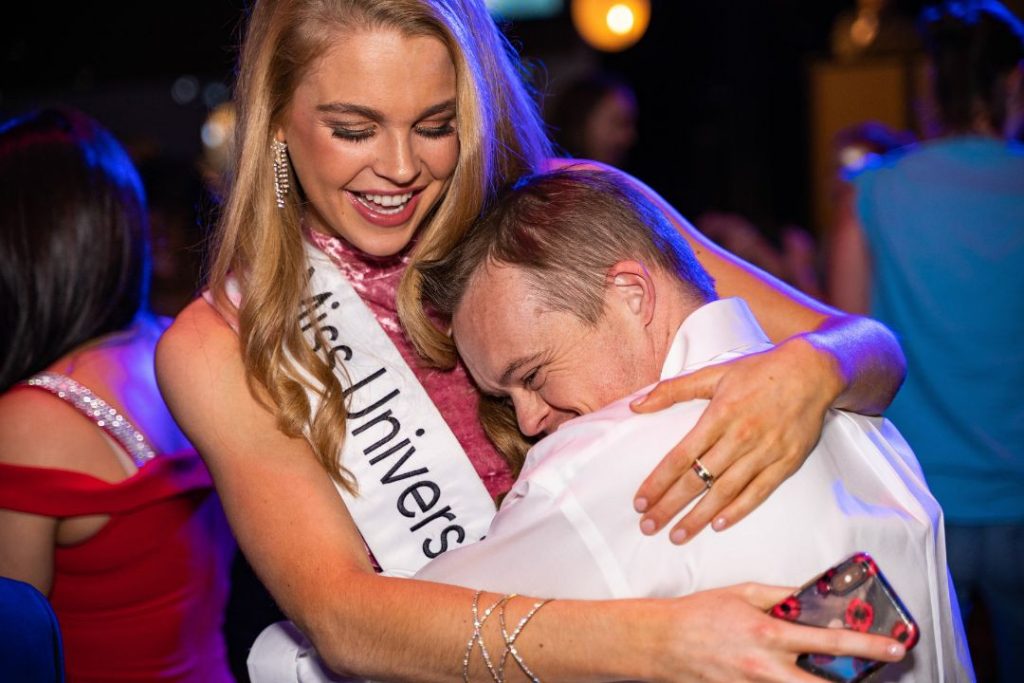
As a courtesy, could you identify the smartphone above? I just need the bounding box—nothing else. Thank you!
[769,552,919,683]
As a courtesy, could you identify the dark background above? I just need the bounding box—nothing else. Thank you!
[4,3,1014,680]
[1,1,941,236]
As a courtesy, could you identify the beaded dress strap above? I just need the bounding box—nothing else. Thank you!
[24,372,156,467]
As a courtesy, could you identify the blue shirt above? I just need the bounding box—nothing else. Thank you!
[853,136,1024,522]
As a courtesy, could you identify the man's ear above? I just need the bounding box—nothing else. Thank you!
[607,260,655,326]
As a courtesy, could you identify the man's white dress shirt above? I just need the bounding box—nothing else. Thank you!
[248,297,972,682]
[416,298,973,682]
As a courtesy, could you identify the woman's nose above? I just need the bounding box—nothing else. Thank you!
[373,131,419,185]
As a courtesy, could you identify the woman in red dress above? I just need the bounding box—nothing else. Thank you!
[0,107,235,682]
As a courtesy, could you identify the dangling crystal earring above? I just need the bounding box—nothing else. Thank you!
[272,139,290,209]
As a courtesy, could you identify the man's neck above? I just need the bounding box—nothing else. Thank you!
[648,281,702,377]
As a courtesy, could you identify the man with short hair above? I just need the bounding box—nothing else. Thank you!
[415,168,971,682]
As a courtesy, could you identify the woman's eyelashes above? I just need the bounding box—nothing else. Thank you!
[328,119,456,142]
[330,123,374,141]
[415,120,456,139]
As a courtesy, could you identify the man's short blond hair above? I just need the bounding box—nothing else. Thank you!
[419,167,716,325]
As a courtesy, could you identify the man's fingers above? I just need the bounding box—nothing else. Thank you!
[630,365,723,413]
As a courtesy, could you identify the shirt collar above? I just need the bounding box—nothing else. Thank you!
[660,297,773,380]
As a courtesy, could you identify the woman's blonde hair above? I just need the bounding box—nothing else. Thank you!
[208,0,550,490]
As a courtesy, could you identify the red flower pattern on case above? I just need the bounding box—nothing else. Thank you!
[845,597,875,632]
[771,596,802,621]
[816,568,836,596]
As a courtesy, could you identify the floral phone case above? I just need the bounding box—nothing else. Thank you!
[770,552,919,683]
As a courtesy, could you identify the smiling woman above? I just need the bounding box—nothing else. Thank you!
[155,0,911,681]
[278,30,459,257]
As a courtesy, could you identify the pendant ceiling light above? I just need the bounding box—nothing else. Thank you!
[571,0,651,52]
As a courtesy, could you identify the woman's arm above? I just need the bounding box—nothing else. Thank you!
[157,297,903,682]
[0,396,56,594]
[0,508,55,595]
[557,162,904,544]
[0,389,118,595]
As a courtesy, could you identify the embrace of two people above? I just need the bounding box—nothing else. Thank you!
[254,169,972,683]
[4,0,1015,680]
[150,1,988,681]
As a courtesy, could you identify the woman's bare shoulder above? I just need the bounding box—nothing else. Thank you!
[156,296,239,383]
[155,296,254,437]
[0,382,129,478]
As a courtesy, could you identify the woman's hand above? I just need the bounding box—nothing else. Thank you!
[630,336,841,543]
[647,583,905,682]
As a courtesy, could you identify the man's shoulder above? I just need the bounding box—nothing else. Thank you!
[812,407,928,485]
[516,390,710,489]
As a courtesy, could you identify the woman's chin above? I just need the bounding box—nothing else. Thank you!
[343,229,419,261]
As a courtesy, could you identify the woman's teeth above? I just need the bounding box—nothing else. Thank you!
[356,192,413,214]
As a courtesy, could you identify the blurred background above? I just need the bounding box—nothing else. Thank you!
[5,3,1019,680]
[11,0,1022,313]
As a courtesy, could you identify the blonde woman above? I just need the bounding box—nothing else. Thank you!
[157,1,908,680]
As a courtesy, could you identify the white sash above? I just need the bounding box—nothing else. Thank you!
[223,241,496,575]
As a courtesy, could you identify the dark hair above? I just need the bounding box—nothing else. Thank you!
[0,107,150,392]
[920,0,1024,133]
[419,167,716,326]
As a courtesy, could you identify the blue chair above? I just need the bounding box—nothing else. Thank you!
[0,576,64,682]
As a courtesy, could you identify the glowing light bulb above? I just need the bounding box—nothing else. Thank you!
[571,0,650,52]
[607,4,635,35]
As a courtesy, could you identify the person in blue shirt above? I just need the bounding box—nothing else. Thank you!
[828,3,1024,680]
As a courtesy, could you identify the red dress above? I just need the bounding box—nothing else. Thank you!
[0,373,235,682]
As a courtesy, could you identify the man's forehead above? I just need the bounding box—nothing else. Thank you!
[455,262,530,320]
[453,265,545,383]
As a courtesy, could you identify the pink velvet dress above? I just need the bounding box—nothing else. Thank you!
[307,230,514,500]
